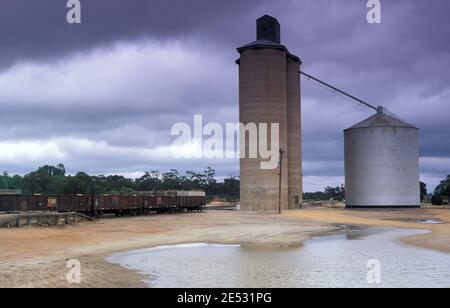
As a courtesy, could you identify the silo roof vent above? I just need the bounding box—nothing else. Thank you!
[236,15,301,64]
[257,15,281,44]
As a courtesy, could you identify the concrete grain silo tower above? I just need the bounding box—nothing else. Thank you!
[236,15,303,211]
[344,109,420,208]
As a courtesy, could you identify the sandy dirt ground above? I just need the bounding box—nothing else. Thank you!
[0,208,449,288]
[0,211,336,288]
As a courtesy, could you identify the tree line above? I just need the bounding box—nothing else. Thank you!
[1,165,448,205]
[431,175,450,205]
[302,180,449,206]
[0,164,240,201]
[303,185,346,202]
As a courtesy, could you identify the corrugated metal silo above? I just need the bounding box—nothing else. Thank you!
[344,111,420,208]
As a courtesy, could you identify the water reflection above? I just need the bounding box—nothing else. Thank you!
[107,227,450,288]
[384,218,444,225]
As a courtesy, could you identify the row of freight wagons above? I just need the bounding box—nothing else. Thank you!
[0,192,206,216]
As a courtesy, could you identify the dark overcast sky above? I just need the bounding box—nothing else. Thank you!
[0,0,449,191]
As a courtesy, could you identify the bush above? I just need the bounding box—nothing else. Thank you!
[431,195,443,206]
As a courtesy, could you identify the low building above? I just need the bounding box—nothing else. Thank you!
[422,194,433,203]
[0,189,22,195]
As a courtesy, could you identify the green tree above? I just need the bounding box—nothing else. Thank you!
[433,175,450,205]
[431,195,443,206]
[47,176,67,194]
[204,167,217,195]
[0,172,8,189]
[2,165,241,200]
[22,164,66,194]
[304,185,346,202]
[184,170,204,190]
[9,175,24,190]
[0,172,23,190]
[64,172,93,194]
[103,175,136,193]
[135,171,162,192]
[420,182,427,201]
[324,185,346,201]
[222,176,240,201]
[161,170,181,190]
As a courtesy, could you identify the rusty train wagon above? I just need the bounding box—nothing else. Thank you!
[120,195,141,215]
[1,192,206,216]
[142,195,177,213]
[52,195,92,214]
[93,195,119,216]
[0,194,49,212]
[92,194,141,216]
[177,191,206,212]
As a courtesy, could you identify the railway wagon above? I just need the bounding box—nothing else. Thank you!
[121,195,141,215]
[52,195,92,214]
[0,194,49,212]
[92,194,141,216]
[176,191,206,212]
[142,195,177,213]
[177,196,205,212]
[93,195,119,215]
[1,192,206,216]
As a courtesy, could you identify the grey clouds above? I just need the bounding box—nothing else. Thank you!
[0,0,449,191]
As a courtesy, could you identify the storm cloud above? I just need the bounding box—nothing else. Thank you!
[0,0,449,191]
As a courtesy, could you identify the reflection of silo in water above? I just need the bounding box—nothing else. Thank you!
[344,111,420,208]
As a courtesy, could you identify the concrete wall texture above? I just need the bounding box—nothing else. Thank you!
[237,16,302,212]
[286,57,303,209]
